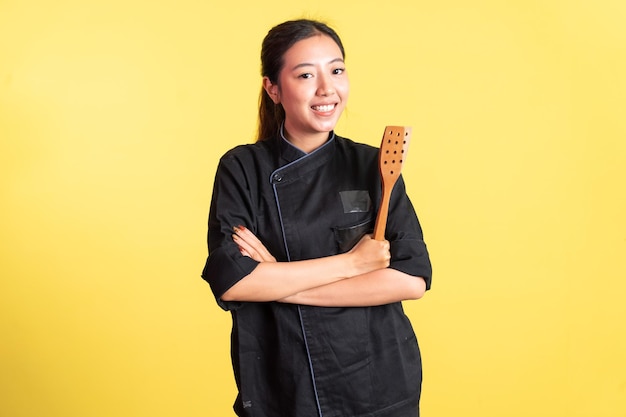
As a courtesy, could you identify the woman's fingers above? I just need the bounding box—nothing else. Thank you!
[233,233,257,259]
[233,225,277,262]
[348,234,391,274]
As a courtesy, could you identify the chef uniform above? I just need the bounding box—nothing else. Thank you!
[202,129,432,417]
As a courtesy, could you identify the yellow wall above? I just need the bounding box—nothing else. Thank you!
[1,1,624,416]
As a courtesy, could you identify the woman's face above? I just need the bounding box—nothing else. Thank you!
[264,34,349,147]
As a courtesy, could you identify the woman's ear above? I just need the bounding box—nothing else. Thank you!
[262,76,280,104]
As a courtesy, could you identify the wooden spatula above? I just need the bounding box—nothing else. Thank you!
[373,126,412,241]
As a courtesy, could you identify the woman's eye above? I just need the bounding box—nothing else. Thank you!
[299,73,313,79]
[333,68,345,75]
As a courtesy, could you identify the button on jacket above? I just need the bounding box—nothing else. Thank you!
[202,132,432,417]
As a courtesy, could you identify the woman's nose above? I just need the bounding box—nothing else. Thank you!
[317,75,335,96]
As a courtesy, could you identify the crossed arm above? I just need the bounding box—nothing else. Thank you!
[220,226,426,307]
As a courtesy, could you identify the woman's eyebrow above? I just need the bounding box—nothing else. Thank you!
[290,57,345,71]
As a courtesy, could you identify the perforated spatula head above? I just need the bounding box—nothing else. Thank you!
[373,126,412,240]
[379,126,411,182]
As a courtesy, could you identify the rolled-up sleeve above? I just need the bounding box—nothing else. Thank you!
[386,176,433,290]
[201,151,261,310]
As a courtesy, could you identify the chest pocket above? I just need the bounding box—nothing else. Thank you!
[333,217,374,253]
[334,190,374,253]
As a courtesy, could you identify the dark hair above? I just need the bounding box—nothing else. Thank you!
[256,19,346,141]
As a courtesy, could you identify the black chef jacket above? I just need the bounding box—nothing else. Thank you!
[202,132,432,417]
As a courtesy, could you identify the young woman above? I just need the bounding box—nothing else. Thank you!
[202,19,432,417]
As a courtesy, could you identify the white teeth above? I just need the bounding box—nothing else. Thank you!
[312,104,335,112]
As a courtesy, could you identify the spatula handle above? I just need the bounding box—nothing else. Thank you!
[373,186,392,240]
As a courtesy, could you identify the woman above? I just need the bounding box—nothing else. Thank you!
[202,19,432,417]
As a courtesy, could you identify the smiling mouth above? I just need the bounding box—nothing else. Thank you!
[311,104,336,112]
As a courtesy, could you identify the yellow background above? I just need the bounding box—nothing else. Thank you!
[1,0,625,416]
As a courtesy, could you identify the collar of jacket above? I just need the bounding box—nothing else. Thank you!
[269,132,337,186]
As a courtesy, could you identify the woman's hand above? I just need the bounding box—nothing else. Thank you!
[232,225,276,263]
[346,234,391,277]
